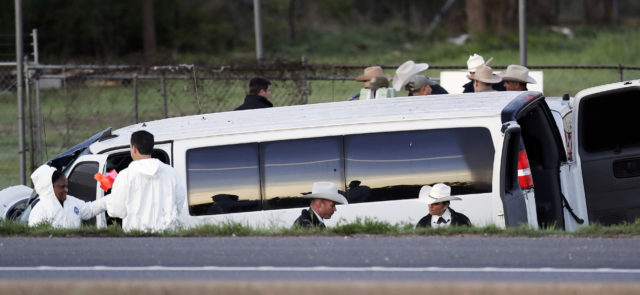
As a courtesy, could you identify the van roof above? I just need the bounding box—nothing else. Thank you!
[90,91,533,153]
[574,79,640,101]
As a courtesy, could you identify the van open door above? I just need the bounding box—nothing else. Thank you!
[500,121,534,227]
[64,154,108,228]
[502,92,583,229]
[571,80,640,225]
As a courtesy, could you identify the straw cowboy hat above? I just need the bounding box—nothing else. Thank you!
[301,182,348,204]
[466,53,494,73]
[500,64,537,84]
[466,65,502,84]
[392,60,429,91]
[418,183,461,205]
[356,66,391,82]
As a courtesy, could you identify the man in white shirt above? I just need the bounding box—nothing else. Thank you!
[105,130,187,232]
[293,182,348,229]
[416,183,471,228]
[28,165,107,228]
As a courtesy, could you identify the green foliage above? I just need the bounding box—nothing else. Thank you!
[329,218,409,235]
[3,218,640,237]
[573,219,640,236]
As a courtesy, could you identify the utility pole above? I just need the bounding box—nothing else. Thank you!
[519,0,527,66]
[253,0,264,63]
[15,0,26,185]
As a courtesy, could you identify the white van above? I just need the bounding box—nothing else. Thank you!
[548,79,640,227]
[16,81,640,230]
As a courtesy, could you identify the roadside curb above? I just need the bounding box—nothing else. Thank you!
[1,280,640,295]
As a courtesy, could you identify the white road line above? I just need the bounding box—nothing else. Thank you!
[1,266,640,274]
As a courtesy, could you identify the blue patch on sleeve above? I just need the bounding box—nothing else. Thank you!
[74,206,79,215]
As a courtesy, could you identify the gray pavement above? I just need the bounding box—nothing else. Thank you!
[1,236,639,281]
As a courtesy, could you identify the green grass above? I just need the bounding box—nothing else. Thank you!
[3,218,639,237]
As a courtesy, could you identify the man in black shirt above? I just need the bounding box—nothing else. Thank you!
[293,182,348,229]
[416,183,471,228]
[235,77,273,110]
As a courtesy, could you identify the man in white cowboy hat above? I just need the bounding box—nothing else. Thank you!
[500,64,537,91]
[405,74,444,96]
[416,183,471,228]
[467,64,502,93]
[349,66,394,100]
[293,181,348,229]
[393,60,448,95]
[462,53,506,93]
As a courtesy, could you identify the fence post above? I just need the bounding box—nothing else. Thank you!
[15,0,26,185]
[300,55,308,105]
[133,73,139,123]
[35,70,42,164]
[161,72,168,118]
[25,66,35,172]
[618,64,623,82]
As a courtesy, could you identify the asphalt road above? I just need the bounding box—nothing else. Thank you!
[1,236,639,281]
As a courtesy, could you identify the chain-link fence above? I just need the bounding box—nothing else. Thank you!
[1,62,640,188]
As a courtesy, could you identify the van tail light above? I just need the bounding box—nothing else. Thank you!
[518,149,534,189]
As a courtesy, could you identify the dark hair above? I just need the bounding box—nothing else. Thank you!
[51,169,65,184]
[131,130,154,155]
[249,77,271,95]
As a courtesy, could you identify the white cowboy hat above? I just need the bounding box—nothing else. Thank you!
[301,181,348,204]
[466,54,493,73]
[356,66,391,82]
[466,65,502,84]
[500,64,537,84]
[392,60,429,91]
[418,183,461,205]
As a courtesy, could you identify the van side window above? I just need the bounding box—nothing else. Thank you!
[262,136,344,211]
[68,161,99,203]
[580,91,640,153]
[186,143,261,216]
[344,128,494,203]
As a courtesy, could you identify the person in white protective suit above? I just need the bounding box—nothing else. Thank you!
[105,130,188,232]
[28,165,107,228]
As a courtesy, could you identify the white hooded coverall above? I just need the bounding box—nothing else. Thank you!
[105,158,187,232]
[28,165,107,228]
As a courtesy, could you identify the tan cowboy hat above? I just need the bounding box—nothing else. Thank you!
[418,183,461,205]
[467,65,502,84]
[500,64,537,84]
[466,53,493,73]
[392,60,429,91]
[356,66,390,82]
[301,182,348,204]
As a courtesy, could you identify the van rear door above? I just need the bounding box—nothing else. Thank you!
[502,92,574,229]
[572,80,640,225]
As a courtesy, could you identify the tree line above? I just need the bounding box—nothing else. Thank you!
[0,0,632,64]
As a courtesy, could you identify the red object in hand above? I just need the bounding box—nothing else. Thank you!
[94,169,118,192]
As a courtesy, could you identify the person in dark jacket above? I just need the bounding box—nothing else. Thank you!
[235,77,273,110]
[416,183,471,228]
[406,75,449,96]
[462,53,506,93]
[293,182,348,229]
[500,64,537,91]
